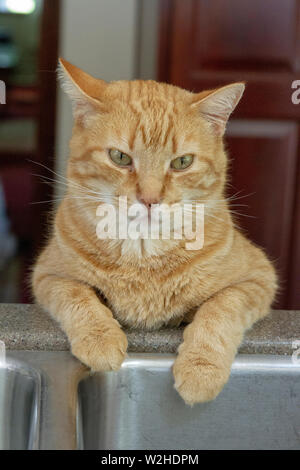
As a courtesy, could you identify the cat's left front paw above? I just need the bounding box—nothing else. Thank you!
[173,346,231,405]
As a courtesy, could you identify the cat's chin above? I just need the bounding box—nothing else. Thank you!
[119,237,180,259]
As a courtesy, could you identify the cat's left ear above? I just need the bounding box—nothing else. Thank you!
[191,83,245,136]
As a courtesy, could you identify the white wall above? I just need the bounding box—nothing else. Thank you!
[138,0,159,80]
[55,0,139,182]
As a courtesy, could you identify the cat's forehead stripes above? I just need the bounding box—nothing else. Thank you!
[114,81,184,154]
[122,79,181,103]
[129,112,179,154]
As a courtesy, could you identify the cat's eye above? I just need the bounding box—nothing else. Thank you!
[170,154,194,171]
[109,149,132,167]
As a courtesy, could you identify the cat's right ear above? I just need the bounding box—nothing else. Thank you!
[58,58,107,123]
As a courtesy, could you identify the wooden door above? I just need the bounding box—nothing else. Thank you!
[158,0,300,308]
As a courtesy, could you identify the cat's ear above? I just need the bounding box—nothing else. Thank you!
[191,83,245,135]
[58,58,107,123]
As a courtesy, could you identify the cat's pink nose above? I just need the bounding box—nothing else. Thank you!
[138,195,161,209]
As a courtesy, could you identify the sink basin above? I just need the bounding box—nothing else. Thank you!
[77,354,300,450]
[0,358,41,449]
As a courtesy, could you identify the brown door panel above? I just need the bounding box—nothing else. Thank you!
[225,120,298,307]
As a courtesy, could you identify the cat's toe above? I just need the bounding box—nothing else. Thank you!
[173,349,230,405]
[71,326,128,371]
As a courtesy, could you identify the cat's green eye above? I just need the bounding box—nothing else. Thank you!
[109,149,132,167]
[170,154,194,171]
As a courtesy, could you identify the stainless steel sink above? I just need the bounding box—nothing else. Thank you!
[2,351,299,450]
[0,359,41,449]
[77,354,300,450]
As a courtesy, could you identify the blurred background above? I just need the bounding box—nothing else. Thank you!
[0,0,299,309]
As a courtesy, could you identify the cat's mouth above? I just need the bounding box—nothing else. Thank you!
[95,196,204,246]
[118,201,188,233]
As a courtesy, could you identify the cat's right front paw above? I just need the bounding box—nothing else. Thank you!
[70,320,128,371]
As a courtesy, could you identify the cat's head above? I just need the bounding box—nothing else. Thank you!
[58,58,244,252]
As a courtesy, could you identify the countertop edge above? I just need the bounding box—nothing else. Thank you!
[0,304,299,355]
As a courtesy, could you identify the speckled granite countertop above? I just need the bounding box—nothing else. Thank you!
[0,303,299,355]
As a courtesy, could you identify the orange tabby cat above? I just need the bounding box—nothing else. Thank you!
[32,59,277,405]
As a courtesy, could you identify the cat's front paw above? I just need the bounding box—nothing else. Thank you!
[70,320,128,371]
[173,346,231,405]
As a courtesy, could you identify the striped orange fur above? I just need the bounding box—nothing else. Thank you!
[32,59,277,404]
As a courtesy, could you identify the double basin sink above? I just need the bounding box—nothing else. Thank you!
[0,351,299,449]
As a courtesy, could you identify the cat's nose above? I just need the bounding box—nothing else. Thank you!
[138,195,161,209]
